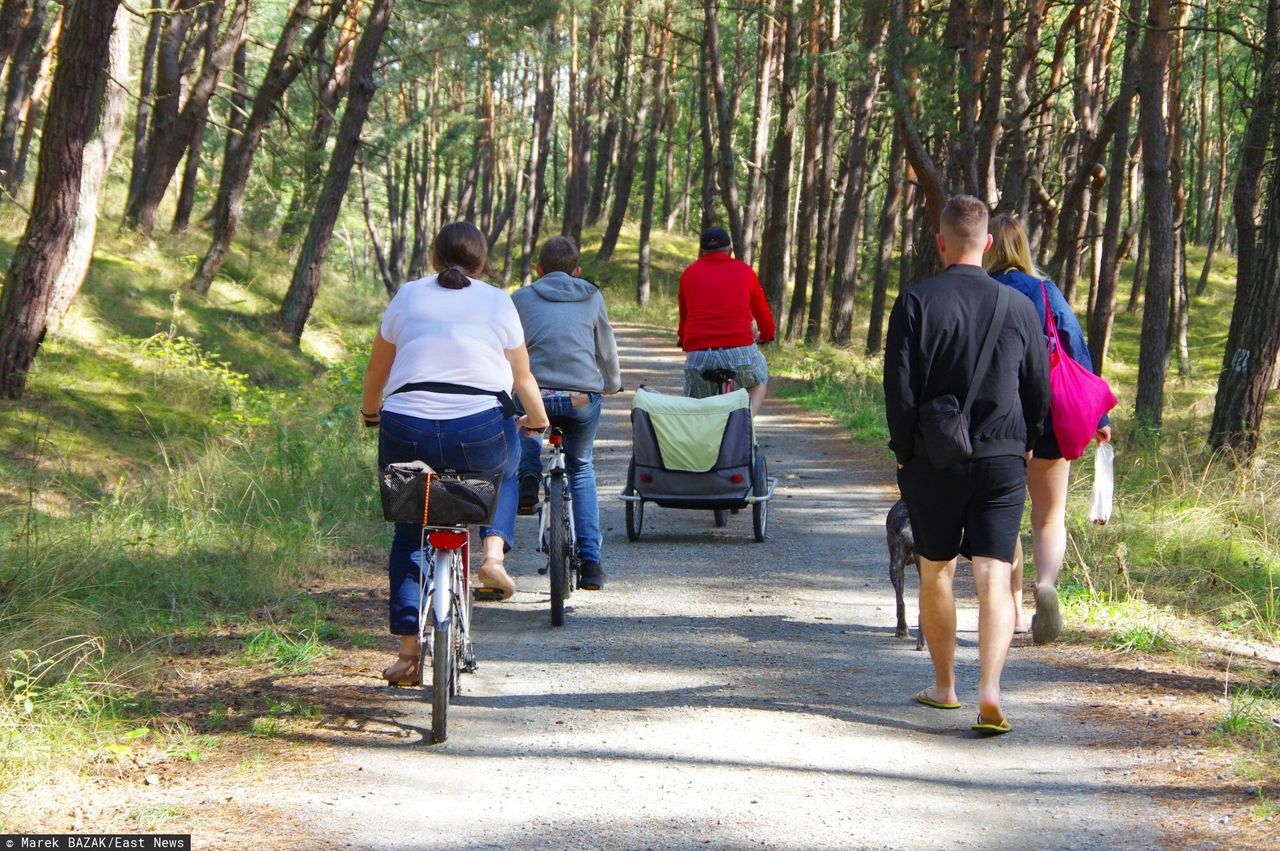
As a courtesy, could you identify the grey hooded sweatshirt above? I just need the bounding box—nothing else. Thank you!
[511,271,623,394]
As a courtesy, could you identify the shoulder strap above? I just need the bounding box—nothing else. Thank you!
[1041,280,1063,354]
[962,285,1010,416]
[388,381,517,417]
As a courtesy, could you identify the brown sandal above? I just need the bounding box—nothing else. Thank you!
[382,651,420,686]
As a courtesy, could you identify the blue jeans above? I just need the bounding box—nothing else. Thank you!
[517,391,603,564]
[379,407,519,635]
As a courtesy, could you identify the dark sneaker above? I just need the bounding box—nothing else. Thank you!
[517,474,539,515]
[578,561,605,591]
[1032,586,1063,645]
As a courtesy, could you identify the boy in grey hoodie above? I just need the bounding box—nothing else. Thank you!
[512,237,623,589]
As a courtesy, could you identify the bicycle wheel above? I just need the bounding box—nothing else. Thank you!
[624,459,643,541]
[712,509,729,527]
[548,475,569,627]
[431,619,453,742]
[752,453,769,542]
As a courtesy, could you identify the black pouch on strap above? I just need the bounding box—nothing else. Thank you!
[914,286,1009,468]
[387,381,517,417]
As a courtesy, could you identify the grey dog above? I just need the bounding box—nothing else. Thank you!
[887,499,925,651]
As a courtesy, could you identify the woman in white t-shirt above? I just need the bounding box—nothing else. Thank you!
[361,222,549,685]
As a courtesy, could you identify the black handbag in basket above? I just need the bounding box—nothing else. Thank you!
[379,461,500,526]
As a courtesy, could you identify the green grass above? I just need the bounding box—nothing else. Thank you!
[0,195,385,817]
[1099,623,1176,653]
[1215,683,1280,805]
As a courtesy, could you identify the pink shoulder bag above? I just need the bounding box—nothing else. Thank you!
[1043,282,1116,460]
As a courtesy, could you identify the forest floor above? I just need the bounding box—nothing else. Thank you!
[10,327,1278,849]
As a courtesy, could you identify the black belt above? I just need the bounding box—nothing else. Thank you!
[387,382,517,417]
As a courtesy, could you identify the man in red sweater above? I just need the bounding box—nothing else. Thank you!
[677,227,777,415]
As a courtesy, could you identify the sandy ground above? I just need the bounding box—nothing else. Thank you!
[295,326,1169,850]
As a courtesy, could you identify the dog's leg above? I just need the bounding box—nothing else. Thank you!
[890,540,908,638]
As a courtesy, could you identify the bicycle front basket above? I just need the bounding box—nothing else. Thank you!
[379,460,500,526]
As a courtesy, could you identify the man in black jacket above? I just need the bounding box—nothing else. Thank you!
[883,195,1050,735]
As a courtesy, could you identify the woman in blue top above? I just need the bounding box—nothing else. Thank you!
[985,214,1111,645]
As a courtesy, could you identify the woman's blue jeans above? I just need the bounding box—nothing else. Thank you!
[517,391,603,564]
[379,407,519,635]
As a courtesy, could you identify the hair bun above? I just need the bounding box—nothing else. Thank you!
[438,265,471,289]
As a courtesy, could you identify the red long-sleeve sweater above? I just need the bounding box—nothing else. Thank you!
[677,252,777,351]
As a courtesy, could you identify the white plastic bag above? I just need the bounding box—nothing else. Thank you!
[1089,442,1114,525]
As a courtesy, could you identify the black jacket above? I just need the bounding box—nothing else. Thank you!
[883,263,1051,466]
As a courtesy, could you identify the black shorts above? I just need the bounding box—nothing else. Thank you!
[1032,431,1063,460]
[896,455,1028,563]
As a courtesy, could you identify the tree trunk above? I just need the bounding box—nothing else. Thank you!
[996,0,1045,215]
[636,2,672,305]
[1087,0,1143,372]
[171,111,206,231]
[279,1,362,250]
[0,0,124,399]
[704,0,745,253]
[1195,28,1227,297]
[281,0,394,342]
[867,125,905,355]
[596,18,652,264]
[888,0,945,234]
[126,0,164,218]
[1207,0,1280,458]
[189,0,340,293]
[829,7,887,345]
[759,0,801,321]
[784,8,823,340]
[740,1,776,266]
[47,5,129,329]
[562,4,601,245]
[519,44,556,282]
[0,0,50,193]
[1132,0,1177,434]
[126,0,248,236]
[805,3,840,347]
[587,4,633,227]
[0,0,27,72]
[696,43,718,232]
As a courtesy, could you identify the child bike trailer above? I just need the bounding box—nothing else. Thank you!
[620,386,776,542]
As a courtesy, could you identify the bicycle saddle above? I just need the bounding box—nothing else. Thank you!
[700,367,737,384]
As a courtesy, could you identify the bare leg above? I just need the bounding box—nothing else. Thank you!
[1027,457,1070,643]
[747,381,768,417]
[476,534,516,598]
[972,555,1016,724]
[1011,537,1029,632]
[918,557,959,705]
[1027,457,1070,590]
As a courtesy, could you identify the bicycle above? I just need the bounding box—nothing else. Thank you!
[533,427,577,627]
[414,520,477,744]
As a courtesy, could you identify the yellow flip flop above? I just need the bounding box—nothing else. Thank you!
[971,716,1013,735]
[914,690,961,710]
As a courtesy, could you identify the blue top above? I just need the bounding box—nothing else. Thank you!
[990,268,1110,434]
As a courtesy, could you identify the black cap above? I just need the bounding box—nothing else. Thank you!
[699,226,732,251]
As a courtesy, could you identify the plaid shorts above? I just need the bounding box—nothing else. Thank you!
[682,344,769,398]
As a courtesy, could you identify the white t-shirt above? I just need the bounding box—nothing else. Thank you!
[379,274,524,420]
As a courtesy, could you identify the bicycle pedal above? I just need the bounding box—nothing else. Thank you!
[473,588,507,602]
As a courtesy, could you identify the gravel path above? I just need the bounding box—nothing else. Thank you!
[305,325,1164,850]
